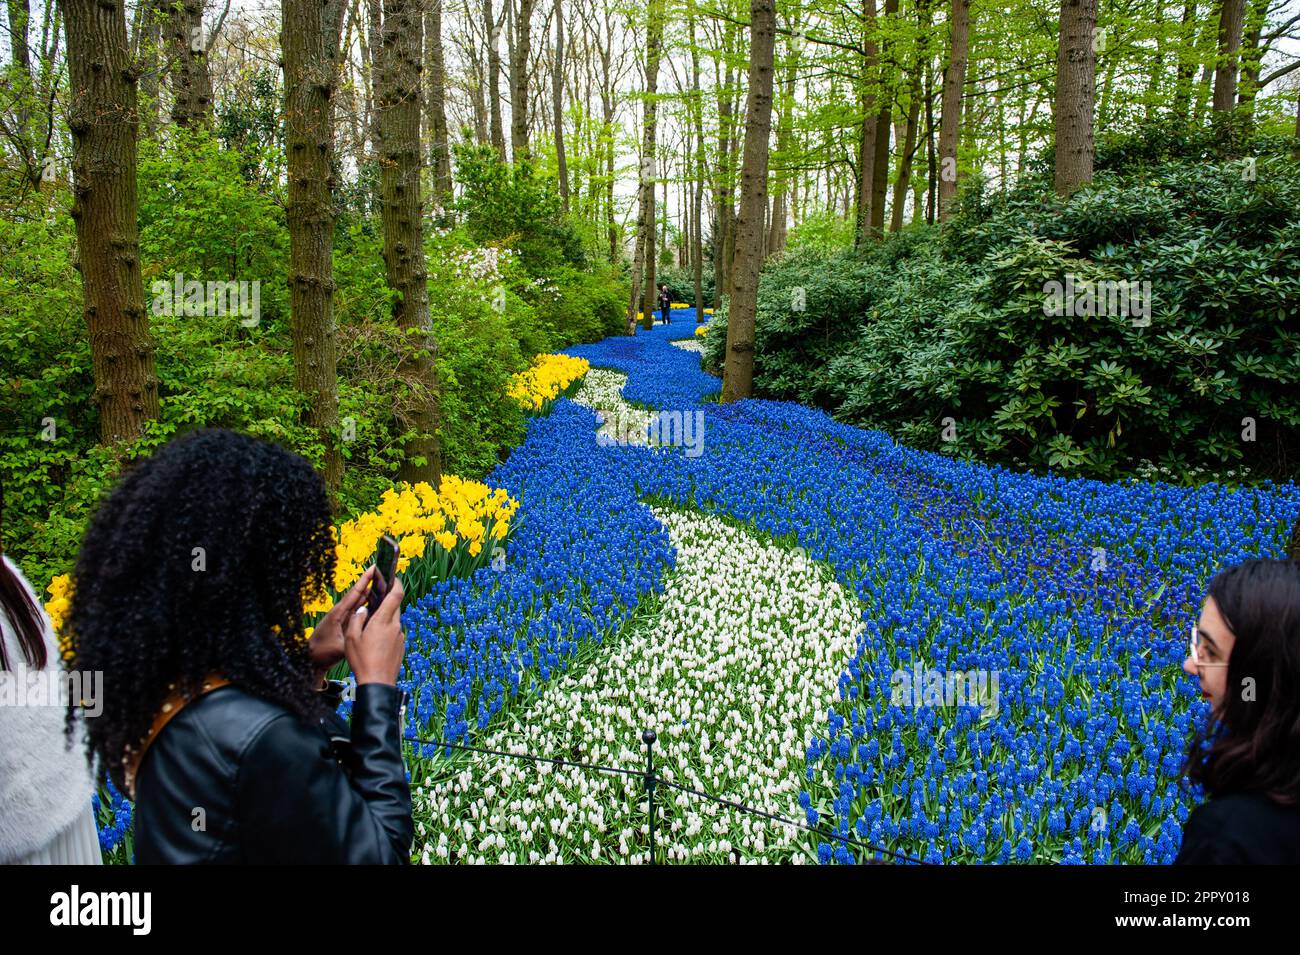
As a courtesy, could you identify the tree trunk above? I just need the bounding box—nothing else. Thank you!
[937,0,969,220]
[8,0,32,76]
[509,0,535,158]
[360,0,380,203]
[1171,0,1198,117]
[595,25,618,262]
[923,45,936,222]
[855,0,879,244]
[892,110,915,231]
[713,22,738,301]
[1054,0,1098,196]
[693,111,704,317]
[577,73,590,217]
[1097,27,1121,128]
[7,0,41,185]
[425,0,453,208]
[722,78,741,292]
[767,14,797,257]
[161,0,214,129]
[340,1,369,179]
[282,0,346,494]
[1235,0,1270,117]
[626,220,646,333]
[60,0,159,444]
[1193,55,1214,125]
[605,96,617,262]
[867,0,899,240]
[1294,89,1300,160]
[486,0,505,154]
[721,0,776,403]
[1143,1,1164,120]
[628,0,664,333]
[960,41,977,157]
[552,0,568,210]
[1212,0,1245,112]
[137,0,163,138]
[468,36,489,143]
[890,0,929,233]
[791,160,800,228]
[377,0,441,484]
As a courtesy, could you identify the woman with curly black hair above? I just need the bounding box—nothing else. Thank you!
[66,428,412,864]
[1177,558,1300,863]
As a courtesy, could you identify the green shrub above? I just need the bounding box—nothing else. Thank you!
[727,129,1300,482]
[546,267,626,344]
[422,228,528,477]
[454,142,586,275]
[138,129,289,331]
[786,209,858,253]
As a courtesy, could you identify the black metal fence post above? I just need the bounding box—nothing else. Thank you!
[642,729,657,865]
[401,729,927,864]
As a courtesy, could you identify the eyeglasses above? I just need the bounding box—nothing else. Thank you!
[1190,624,1227,668]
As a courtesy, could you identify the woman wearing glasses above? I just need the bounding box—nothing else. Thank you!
[1176,558,1300,863]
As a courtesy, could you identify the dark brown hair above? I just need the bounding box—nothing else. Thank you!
[1184,559,1300,805]
[0,482,48,671]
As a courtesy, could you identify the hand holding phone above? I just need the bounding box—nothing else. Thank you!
[345,570,405,687]
[366,534,399,622]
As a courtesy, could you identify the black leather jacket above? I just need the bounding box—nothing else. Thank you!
[134,681,413,864]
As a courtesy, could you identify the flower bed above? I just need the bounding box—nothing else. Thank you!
[398,325,1300,863]
[66,306,1300,863]
[507,353,590,415]
[412,507,862,863]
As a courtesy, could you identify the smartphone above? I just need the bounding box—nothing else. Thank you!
[366,534,399,620]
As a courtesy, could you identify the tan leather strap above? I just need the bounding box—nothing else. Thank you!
[124,675,231,800]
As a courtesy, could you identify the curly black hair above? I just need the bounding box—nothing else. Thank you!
[1184,558,1300,805]
[65,428,336,792]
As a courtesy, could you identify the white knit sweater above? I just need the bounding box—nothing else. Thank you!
[0,555,96,863]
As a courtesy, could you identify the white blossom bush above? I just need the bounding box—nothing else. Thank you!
[442,243,514,284]
[412,507,864,864]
